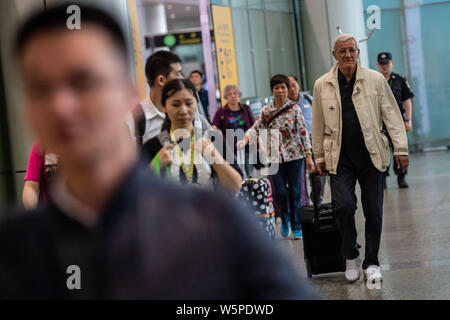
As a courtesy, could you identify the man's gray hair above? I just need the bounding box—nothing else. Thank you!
[333,34,359,51]
[223,84,242,98]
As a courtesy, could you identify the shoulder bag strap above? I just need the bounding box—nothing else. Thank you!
[267,102,296,128]
[304,94,313,104]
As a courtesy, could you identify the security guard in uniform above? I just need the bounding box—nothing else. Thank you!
[377,52,414,188]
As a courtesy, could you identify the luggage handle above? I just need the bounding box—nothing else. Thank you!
[311,170,331,227]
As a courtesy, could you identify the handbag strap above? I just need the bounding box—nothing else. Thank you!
[267,102,296,127]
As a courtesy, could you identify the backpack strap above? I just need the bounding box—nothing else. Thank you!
[132,104,146,147]
[303,93,313,105]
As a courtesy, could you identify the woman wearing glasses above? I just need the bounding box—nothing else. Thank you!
[211,84,255,177]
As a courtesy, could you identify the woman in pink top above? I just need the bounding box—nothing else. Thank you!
[23,141,58,209]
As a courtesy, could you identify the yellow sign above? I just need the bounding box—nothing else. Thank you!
[127,0,147,101]
[211,6,239,106]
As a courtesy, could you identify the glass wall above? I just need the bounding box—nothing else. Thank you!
[212,0,302,116]
[363,0,450,150]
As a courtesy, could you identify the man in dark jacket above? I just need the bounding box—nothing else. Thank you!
[377,52,414,188]
[0,3,317,300]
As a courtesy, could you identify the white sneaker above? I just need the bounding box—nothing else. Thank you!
[364,265,382,284]
[345,258,361,282]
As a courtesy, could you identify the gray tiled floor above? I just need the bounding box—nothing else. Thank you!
[276,150,450,299]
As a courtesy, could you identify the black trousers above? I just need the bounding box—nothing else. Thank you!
[308,173,326,204]
[330,162,384,269]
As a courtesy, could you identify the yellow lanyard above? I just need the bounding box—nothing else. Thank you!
[170,131,195,182]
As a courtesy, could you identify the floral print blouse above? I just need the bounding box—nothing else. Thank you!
[246,99,311,163]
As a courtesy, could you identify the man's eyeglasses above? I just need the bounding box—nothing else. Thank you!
[335,48,358,55]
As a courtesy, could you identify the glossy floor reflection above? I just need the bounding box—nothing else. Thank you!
[276,150,450,300]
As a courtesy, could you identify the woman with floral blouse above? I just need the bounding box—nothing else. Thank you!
[237,74,315,240]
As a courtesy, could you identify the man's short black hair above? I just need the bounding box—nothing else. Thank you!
[270,74,290,91]
[145,50,182,87]
[190,70,203,78]
[15,3,128,61]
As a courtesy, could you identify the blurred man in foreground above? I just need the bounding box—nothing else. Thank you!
[0,4,316,299]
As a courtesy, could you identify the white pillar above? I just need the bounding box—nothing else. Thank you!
[300,0,370,91]
[138,2,168,95]
[199,0,217,120]
[326,0,369,68]
[141,2,167,36]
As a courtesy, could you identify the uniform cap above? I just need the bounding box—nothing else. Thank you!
[377,52,392,64]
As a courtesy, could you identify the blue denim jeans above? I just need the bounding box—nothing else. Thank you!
[271,158,305,232]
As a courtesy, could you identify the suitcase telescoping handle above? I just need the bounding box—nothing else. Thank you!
[311,170,329,224]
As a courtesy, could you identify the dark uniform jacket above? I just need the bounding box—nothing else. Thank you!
[0,160,317,299]
[388,72,414,119]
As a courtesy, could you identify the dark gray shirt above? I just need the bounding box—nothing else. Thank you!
[0,160,317,299]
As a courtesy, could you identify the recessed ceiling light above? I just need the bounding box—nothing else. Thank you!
[169,13,176,19]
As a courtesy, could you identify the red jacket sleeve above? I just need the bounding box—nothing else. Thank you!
[24,142,43,182]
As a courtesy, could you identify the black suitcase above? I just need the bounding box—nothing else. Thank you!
[300,173,346,278]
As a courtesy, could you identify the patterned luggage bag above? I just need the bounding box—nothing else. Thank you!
[237,177,276,240]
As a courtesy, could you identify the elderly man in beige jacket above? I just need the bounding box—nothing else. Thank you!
[311,34,409,284]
